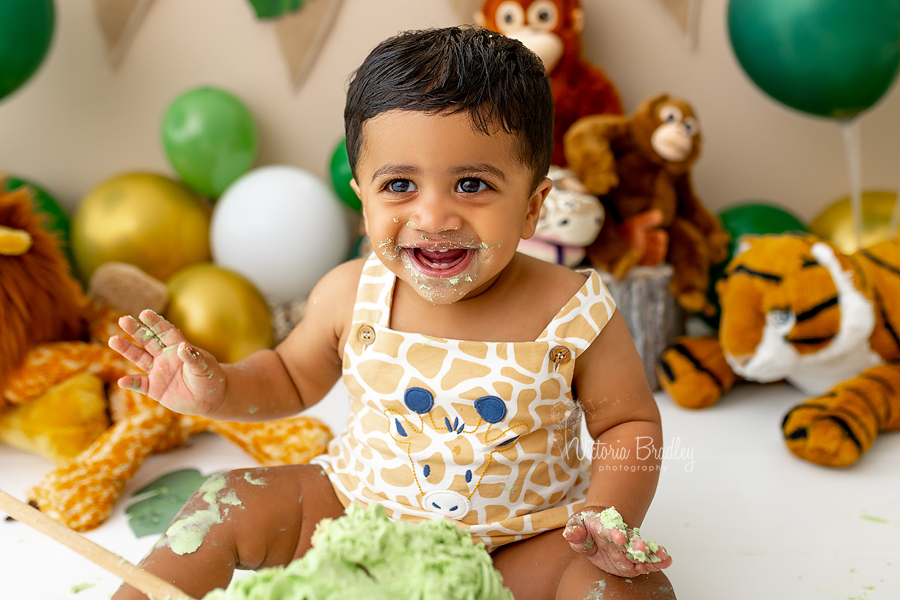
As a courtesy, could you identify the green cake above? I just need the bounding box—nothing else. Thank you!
[203,503,514,600]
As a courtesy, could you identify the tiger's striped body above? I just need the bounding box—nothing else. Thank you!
[658,234,900,467]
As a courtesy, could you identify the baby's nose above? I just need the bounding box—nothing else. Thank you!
[409,196,462,234]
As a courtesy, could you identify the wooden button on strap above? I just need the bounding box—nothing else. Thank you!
[358,324,376,345]
[549,346,571,371]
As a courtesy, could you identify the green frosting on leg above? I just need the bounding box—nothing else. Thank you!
[161,474,241,556]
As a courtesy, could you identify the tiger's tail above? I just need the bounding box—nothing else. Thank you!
[782,362,900,467]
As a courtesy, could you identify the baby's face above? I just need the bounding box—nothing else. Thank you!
[352,109,549,304]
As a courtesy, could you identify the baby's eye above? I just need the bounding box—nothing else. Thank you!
[457,178,488,194]
[387,179,417,194]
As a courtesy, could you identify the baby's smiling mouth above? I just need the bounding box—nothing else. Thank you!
[403,247,474,278]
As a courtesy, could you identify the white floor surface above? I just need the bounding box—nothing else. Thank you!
[1,381,898,600]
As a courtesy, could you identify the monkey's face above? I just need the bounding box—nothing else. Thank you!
[478,0,582,73]
[643,99,700,165]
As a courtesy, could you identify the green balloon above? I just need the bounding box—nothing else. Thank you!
[3,175,75,266]
[703,202,808,329]
[329,138,360,212]
[0,0,54,102]
[728,0,900,119]
[161,87,259,198]
[718,202,807,259]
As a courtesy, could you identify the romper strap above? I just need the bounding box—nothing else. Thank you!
[536,269,616,353]
[352,252,396,327]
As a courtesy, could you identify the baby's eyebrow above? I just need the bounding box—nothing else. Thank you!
[450,163,508,183]
[372,164,420,181]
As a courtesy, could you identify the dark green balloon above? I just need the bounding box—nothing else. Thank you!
[161,87,259,198]
[4,175,74,266]
[0,0,55,102]
[718,202,807,259]
[728,0,900,119]
[702,202,808,329]
[329,138,361,212]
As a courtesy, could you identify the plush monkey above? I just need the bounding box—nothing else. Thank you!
[477,0,623,166]
[564,94,730,316]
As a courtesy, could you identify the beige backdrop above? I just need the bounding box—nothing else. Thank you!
[1,0,899,223]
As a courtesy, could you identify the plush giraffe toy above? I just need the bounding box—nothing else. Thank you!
[0,180,331,531]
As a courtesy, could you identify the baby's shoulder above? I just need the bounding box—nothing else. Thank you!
[305,258,366,320]
[317,257,367,291]
[516,254,592,300]
[511,254,598,327]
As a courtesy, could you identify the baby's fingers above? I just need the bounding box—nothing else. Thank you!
[583,514,627,546]
[563,515,588,545]
[650,546,672,567]
[108,335,154,374]
[117,374,149,395]
[138,309,187,348]
[118,315,167,356]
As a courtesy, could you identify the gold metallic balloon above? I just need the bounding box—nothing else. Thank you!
[810,190,900,255]
[71,172,211,284]
[165,263,273,364]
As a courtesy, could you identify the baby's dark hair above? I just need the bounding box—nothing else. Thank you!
[344,26,554,193]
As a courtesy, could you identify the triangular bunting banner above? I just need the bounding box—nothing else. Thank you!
[449,0,483,24]
[273,0,345,90]
[92,0,156,68]
[656,0,701,48]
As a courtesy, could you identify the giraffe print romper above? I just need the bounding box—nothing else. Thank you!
[311,254,616,550]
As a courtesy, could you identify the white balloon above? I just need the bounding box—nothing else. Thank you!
[211,165,351,302]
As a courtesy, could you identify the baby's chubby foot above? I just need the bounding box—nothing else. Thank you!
[563,506,672,577]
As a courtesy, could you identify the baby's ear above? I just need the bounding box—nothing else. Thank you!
[522,177,552,240]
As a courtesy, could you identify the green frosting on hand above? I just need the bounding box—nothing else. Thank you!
[202,503,513,600]
[598,507,663,564]
[598,507,626,533]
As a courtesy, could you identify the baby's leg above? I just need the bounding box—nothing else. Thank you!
[492,528,676,600]
[113,464,343,600]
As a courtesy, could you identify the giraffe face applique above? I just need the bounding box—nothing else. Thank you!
[386,387,530,521]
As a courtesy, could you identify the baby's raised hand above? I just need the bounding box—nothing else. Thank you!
[108,309,226,415]
[563,506,672,578]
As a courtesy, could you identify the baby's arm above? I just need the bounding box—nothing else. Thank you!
[563,310,672,576]
[108,259,361,421]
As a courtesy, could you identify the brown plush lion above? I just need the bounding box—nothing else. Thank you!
[0,179,331,531]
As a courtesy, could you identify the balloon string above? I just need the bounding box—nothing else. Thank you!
[890,185,900,239]
[841,118,863,251]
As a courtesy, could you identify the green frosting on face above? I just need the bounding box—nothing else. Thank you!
[202,503,513,600]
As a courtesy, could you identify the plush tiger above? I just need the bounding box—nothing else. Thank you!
[658,233,900,468]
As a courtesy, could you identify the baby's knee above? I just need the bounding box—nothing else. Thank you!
[587,572,675,600]
[559,556,676,600]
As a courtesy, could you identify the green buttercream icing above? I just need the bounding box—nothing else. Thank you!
[243,472,266,486]
[598,507,662,564]
[598,507,626,533]
[162,474,237,556]
[202,503,513,600]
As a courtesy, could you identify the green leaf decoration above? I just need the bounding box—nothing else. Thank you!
[248,0,305,19]
[125,469,214,538]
